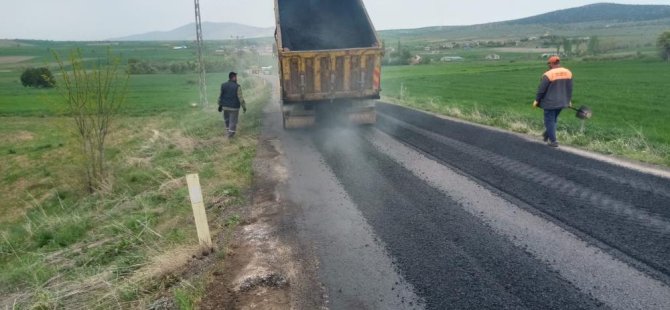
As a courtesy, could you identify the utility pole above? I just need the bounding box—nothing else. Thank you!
[194,0,208,107]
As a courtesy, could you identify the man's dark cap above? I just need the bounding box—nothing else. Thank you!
[229,72,237,79]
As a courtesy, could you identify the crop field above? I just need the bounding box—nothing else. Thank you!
[382,59,670,165]
[0,40,275,116]
[0,41,272,308]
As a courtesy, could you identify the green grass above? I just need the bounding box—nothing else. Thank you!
[0,71,234,116]
[380,17,670,45]
[0,40,275,117]
[0,53,271,308]
[382,59,670,165]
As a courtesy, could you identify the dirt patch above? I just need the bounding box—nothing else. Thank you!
[129,245,203,284]
[0,40,33,48]
[0,130,35,144]
[0,56,35,64]
[199,136,324,309]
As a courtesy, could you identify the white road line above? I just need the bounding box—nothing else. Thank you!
[368,128,670,310]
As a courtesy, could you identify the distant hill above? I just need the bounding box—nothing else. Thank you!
[112,22,273,41]
[508,3,670,25]
[380,3,670,42]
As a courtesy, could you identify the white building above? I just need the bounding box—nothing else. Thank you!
[440,56,464,62]
[485,54,501,60]
[410,55,422,65]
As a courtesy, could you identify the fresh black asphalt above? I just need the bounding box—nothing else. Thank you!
[311,125,605,309]
[376,102,670,282]
[275,98,669,309]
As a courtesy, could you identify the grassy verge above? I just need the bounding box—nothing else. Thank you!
[382,59,670,166]
[0,77,271,309]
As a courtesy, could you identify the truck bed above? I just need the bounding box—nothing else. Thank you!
[277,0,378,51]
[275,0,383,127]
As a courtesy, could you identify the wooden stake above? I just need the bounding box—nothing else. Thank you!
[186,174,212,250]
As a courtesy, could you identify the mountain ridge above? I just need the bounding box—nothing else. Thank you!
[111,3,670,42]
[506,3,670,25]
[111,22,273,41]
[379,3,670,42]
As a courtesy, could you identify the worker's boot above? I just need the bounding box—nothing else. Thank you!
[548,141,559,148]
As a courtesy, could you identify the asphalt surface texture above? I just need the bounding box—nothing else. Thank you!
[376,103,670,280]
[270,97,670,309]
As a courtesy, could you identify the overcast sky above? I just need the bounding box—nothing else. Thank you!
[1,0,668,40]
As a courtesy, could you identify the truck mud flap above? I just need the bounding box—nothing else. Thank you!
[283,114,317,129]
[349,109,377,125]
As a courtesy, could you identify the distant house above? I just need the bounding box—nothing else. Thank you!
[441,43,455,49]
[440,56,464,62]
[172,45,188,50]
[424,46,431,52]
[485,54,501,61]
[410,55,422,65]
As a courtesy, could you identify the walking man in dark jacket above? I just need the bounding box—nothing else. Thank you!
[534,56,573,147]
[218,72,247,138]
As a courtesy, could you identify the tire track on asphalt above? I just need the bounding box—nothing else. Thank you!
[551,162,670,201]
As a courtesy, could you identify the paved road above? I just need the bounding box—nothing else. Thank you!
[267,97,670,309]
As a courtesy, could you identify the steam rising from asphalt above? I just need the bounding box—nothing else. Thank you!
[278,0,377,51]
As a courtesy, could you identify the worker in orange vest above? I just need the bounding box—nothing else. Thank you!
[533,56,573,148]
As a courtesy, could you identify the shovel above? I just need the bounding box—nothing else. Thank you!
[568,105,592,133]
[569,105,593,120]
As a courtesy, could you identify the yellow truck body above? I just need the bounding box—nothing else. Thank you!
[274,0,383,128]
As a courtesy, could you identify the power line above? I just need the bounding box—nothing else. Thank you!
[194,0,208,107]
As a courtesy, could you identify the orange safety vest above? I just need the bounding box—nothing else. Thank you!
[543,67,573,82]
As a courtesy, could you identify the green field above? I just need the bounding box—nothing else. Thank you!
[1,71,227,116]
[0,35,668,307]
[382,59,670,165]
[0,40,275,116]
[0,41,272,308]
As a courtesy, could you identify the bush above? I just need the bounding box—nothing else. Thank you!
[169,62,190,74]
[127,61,158,75]
[658,31,670,62]
[20,67,55,88]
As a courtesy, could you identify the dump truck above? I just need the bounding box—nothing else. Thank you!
[274,0,383,128]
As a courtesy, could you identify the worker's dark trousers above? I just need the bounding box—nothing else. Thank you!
[223,110,239,137]
[544,108,562,143]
